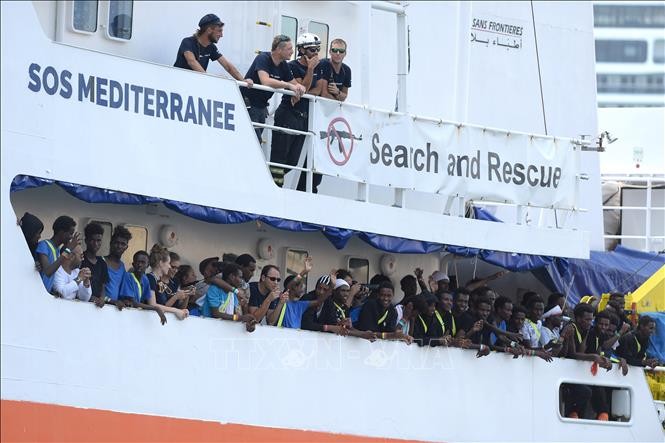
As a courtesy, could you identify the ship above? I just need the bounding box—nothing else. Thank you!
[1,1,663,441]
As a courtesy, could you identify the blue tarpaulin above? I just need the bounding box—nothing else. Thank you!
[10,175,665,306]
[644,312,665,362]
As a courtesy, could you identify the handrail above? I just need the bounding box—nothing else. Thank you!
[236,80,588,218]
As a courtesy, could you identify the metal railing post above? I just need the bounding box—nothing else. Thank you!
[646,178,652,251]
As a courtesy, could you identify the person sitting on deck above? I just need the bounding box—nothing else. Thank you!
[52,244,92,302]
[102,226,132,309]
[81,222,109,308]
[355,281,413,344]
[117,250,168,325]
[616,315,661,368]
[36,215,80,294]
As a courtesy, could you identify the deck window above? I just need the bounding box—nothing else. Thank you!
[308,21,329,55]
[348,257,369,284]
[281,16,298,61]
[559,383,631,423]
[595,40,648,63]
[108,0,133,40]
[286,249,309,288]
[654,39,665,64]
[73,0,98,33]
[124,225,147,264]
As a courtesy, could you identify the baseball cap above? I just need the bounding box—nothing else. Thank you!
[199,257,219,275]
[199,13,223,28]
[432,271,450,282]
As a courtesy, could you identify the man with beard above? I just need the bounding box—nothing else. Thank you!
[355,281,412,343]
[616,315,661,368]
[173,13,252,85]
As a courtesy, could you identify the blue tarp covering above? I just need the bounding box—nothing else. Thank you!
[643,312,665,362]
[11,175,665,307]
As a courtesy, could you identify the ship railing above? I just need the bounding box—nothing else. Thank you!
[237,81,591,227]
[601,173,665,252]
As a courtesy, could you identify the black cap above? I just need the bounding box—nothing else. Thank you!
[199,13,223,28]
[199,257,219,275]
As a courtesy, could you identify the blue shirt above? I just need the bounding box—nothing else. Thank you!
[275,300,312,329]
[201,285,238,318]
[104,259,125,301]
[118,271,150,304]
[279,59,318,113]
[35,239,59,292]
[490,319,507,345]
[318,59,352,90]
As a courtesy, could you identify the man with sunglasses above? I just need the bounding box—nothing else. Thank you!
[319,39,351,102]
[248,264,282,324]
[243,35,306,141]
[174,14,251,85]
[270,33,322,189]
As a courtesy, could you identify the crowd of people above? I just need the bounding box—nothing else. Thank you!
[173,13,352,193]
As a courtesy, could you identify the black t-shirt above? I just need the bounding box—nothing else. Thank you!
[173,36,222,71]
[455,310,475,336]
[318,59,352,91]
[248,281,279,309]
[300,290,318,302]
[242,52,294,108]
[80,254,108,298]
[442,310,458,337]
[318,298,349,326]
[616,332,648,366]
[355,298,397,333]
[279,59,318,113]
[412,313,446,347]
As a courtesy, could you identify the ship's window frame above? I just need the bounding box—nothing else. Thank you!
[593,4,665,28]
[281,15,298,61]
[654,39,665,64]
[347,257,369,284]
[308,21,330,56]
[558,382,633,426]
[285,248,309,289]
[595,39,648,63]
[71,0,99,34]
[106,0,134,41]
[123,224,148,265]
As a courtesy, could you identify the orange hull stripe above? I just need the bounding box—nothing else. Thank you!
[1,399,427,442]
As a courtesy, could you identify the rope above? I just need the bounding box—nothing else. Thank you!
[530,2,548,135]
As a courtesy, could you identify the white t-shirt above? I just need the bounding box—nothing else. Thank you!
[53,267,92,302]
[521,319,542,348]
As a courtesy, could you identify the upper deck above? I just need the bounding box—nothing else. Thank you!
[2,1,605,258]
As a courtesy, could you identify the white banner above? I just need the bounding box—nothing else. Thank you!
[311,100,578,209]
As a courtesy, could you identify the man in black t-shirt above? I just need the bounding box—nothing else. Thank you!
[81,222,108,308]
[270,33,322,191]
[173,14,251,84]
[243,35,306,140]
[355,281,412,343]
[318,38,352,102]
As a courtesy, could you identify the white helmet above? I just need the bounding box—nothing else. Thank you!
[296,32,321,48]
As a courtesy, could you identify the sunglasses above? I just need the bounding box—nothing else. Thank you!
[306,47,320,53]
[267,276,281,282]
[330,48,346,54]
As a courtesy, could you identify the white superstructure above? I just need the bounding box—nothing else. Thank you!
[2,1,662,441]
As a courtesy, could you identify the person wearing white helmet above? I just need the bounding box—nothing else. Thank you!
[269,32,322,190]
[173,13,252,86]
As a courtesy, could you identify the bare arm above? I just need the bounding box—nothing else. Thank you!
[218,55,247,82]
[183,51,206,72]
